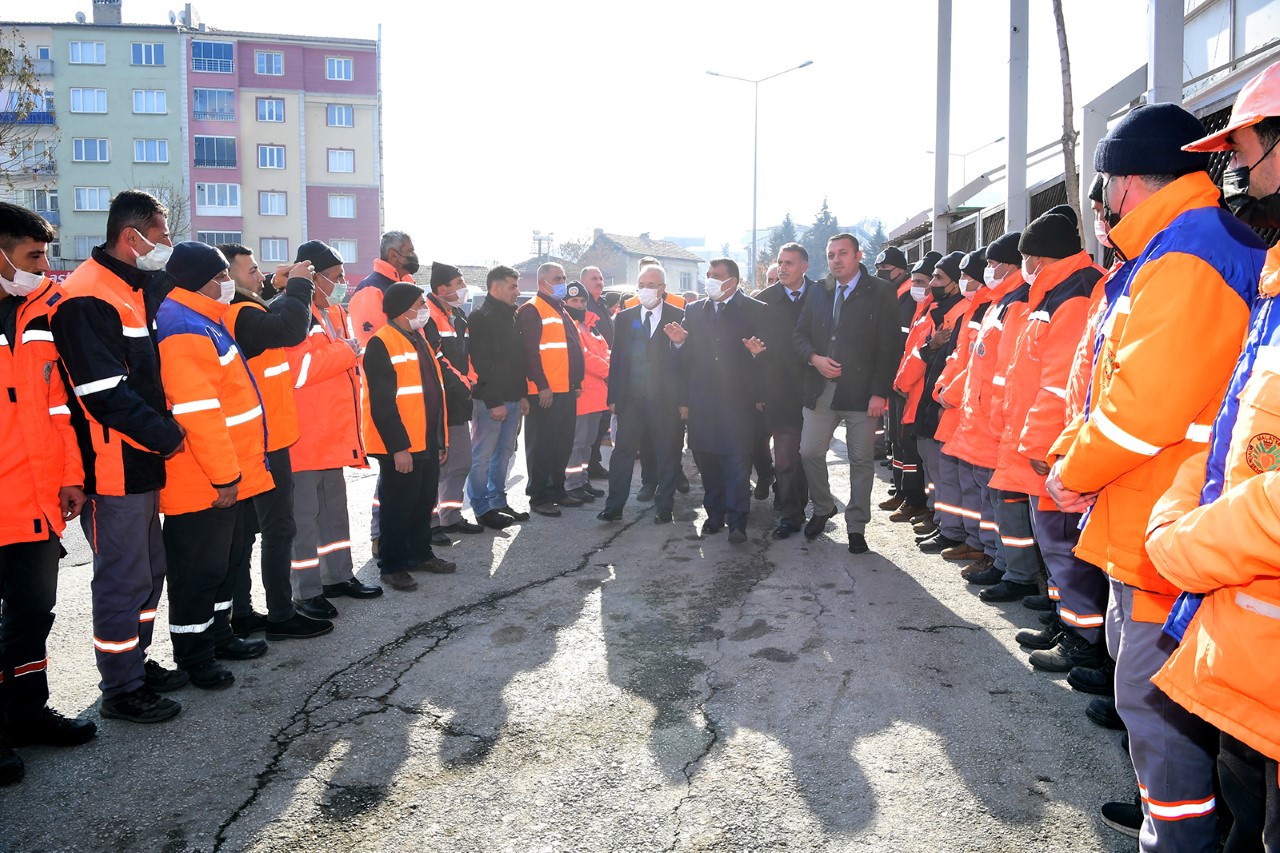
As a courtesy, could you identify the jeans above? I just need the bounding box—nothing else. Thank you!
[467,400,521,516]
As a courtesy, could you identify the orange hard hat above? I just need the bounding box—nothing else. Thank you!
[1184,61,1280,152]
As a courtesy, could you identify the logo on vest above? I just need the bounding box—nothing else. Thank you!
[1245,433,1280,474]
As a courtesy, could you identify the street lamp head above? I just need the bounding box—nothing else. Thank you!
[799,60,813,68]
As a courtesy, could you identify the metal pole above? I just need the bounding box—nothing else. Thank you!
[931,0,952,253]
[1006,0,1030,232]
[1147,0,1183,104]
[752,80,759,289]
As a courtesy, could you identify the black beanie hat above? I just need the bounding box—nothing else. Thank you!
[1045,204,1078,226]
[564,281,588,300]
[382,282,422,318]
[166,241,228,291]
[875,246,908,270]
[935,251,965,284]
[986,232,1023,266]
[960,247,987,281]
[910,250,943,278]
[1018,212,1081,259]
[1093,103,1211,177]
[1088,172,1105,203]
[430,261,462,291]
[296,240,342,271]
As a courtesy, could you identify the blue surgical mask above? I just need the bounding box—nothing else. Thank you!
[551,283,568,300]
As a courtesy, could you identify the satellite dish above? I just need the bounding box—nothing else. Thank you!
[169,10,176,24]
[75,11,86,22]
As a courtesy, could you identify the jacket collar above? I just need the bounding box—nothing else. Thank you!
[1109,171,1222,262]
[166,285,231,321]
[91,245,153,291]
[1027,250,1098,304]
[373,258,413,283]
[1260,243,1280,298]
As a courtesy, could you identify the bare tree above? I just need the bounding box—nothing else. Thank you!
[556,234,591,264]
[1,28,59,191]
[1052,0,1082,227]
[146,179,191,241]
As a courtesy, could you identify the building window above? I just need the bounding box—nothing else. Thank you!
[133,139,169,163]
[194,136,237,169]
[329,239,357,263]
[196,182,241,216]
[191,40,235,73]
[132,89,167,114]
[328,194,355,219]
[69,88,107,114]
[73,236,102,259]
[131,43,165,66]
[255,51,283,76]
[192,88,235,121]
[327,149,354,173]
[326,57,353,81]
[74,187,111,212]
[22,188,57,213]
[257,145,285,170]
[72,138,110,163]
[69,41,105,65]
[326,104,354,127]
[196,231,243,245]
[256,98,285,122]
[259,191,287,216]
[680,272,692,289]
[260,238,289,263]
[36,46,51,61]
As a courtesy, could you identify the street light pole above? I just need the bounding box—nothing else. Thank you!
[707,60,813,290]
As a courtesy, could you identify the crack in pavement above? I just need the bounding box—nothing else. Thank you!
[210,515,646,852]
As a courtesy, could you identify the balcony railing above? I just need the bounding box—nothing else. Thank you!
[191,57,234,73]
[34,59,53,76]
[38,210,59,227]
[193,110,235,121]
[0,111,55,125]
[194,157,237,169]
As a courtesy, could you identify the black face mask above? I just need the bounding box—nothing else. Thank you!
[564,305,586,323]
[1103,176,1128,229]
[400,253,420,275]
[1223,135,1280,230]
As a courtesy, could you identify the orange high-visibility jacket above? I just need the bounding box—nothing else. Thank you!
[155,288,273,516]
[224,300,300,452]
[574,317,610,416]
[1148,243,1280,760]
[1054,171,1261,605]
[622,292,686,310]
[526,296,571,394]
[361,322,448,455]
[933,288,997,444]
[990,252,1103,497]
[287,301,365,472]
[349,259,416,347]
[942,273,1027,469]
[893,309,934,425]
[0,280,83,544]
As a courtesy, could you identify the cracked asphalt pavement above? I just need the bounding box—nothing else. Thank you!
[1,443,1136,852]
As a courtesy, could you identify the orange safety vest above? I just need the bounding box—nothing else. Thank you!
[287,301,365,472]
[361,323,449,455]
[426,296,477,387]
[224,300,300,452]
[155,288,273,516]
[0,280,83,544]
[527,296,571,394]
[622,291,686,310]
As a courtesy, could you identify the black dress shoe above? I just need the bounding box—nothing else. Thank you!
[587,463,610,480]
[585,484,605,497]
[530,502,561,517]
[772,519,801,540]
[214,637,268,661]
[184,659,235,690]
[654,511,673,524]
[753,479,773,501]
[675,476,691,495]
[559,493,584,507]
[3,707,97,747]
[979,580,1038,602]
[847,533,869,554]
[803,512,835,540]
[431,528,454,546]
[918,534,962,554]
[447,520,485,534]
[265,613,335,640]
[143,659,189,693]
[477,510,513,530]
[566,487,596,504]
[322,578,384,599]
[701,520,724,535]
[597,509,622,522]
[294,596,339,619]
[230,611,268,638]
[636,484,656,502]
[496,506,530,521]
[965,565,1004,585]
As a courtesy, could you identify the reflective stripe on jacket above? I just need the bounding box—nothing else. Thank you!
[527,296,570,394]
[156,288,273,516]
[933,288,996,444]
[361,322,448,455]
[575,318,610,415]
[224,300,299,452]
[287,302,365,471]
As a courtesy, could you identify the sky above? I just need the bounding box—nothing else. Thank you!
[33,0,1150,265]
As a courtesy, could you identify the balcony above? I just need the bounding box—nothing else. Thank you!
[194,157,237,169]
[34,59,53,76]
[0,111,55,125]
[194,110,235,121]
[191,57,234,73]
[37,210,59,227]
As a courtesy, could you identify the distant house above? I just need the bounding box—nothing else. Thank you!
[411,263,492,293]
[576,229,704,293]
[511,255,573,294]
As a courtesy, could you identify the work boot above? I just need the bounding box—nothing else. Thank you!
[1067,658,1116,696]
[1030,631,1108,672]
[965,565,1004,585]
[3,707,97,747]
[940,543,983,561]
[918,534,963,554]
[1022,594,1053,612]
[959,555,994,578]
[1016,615,1064,650]
[383,571,418,592]
[230,610,268,637]
[1100,798,1142,839]
[100,686,181,724]
[143,659,189,693]
[184,659,234,690]
[1086,697,1126,731]
[889,503,928,523]
[878,495,905,511]
[909,511,932,525]
[913,520,938,538]
[979,580,1038,602]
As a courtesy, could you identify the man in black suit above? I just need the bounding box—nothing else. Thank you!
[756,241,814,539]
[793,234,900,554]
[596,264,686,524]
[664,259,768,543]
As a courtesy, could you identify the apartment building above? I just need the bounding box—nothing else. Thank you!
[1,0,382,279]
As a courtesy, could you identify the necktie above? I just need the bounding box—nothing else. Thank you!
[833,285,847,326]
[643,311,652,338]
[714,301,722,316]
[791,290,800,302]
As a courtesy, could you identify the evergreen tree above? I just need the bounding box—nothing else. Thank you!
[802,199,841,280]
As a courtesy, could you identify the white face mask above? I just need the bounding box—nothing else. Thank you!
[983,266,1006,288]
[1021,259,1039,285]
[409,307,430,330]
[217,278,235,304]
[444,286,468,308]
[637,288,662,310]
[704,278,729,301]
[132,229,173,271]
[909,284,928,303]
[0,248,45,297]
[1093,218,1113,249]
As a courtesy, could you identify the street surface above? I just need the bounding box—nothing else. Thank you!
[1,436,1136,852]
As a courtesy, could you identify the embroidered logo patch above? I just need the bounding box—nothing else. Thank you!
[1245,433,1280,474]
